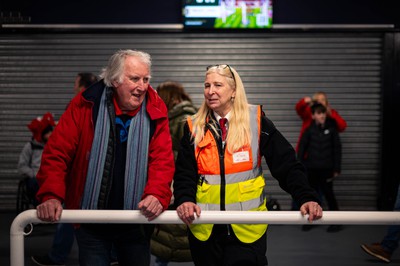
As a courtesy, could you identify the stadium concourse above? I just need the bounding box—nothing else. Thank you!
[1,211,399,266]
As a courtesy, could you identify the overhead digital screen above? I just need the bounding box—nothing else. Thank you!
[183,0,273,29]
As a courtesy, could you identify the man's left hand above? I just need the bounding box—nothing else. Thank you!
[138,195,163,221]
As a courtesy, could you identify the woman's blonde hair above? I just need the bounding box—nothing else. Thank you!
[192,65,251,154]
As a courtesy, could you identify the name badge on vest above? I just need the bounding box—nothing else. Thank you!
[232,151,250,163]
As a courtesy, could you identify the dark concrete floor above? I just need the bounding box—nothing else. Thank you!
[2,211,399,266]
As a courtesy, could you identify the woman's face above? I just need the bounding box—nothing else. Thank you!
[204,72,236,117]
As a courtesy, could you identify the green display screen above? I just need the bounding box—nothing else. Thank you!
[183,0,273,29]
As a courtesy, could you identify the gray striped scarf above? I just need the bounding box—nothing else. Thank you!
[81,87,150,210]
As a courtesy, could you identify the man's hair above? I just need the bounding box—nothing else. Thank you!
[100,49,152,87]
[312,91,329,105]
[77,73,98,88]
[310,101,327,114]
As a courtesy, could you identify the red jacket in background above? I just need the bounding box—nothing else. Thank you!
[36,81,174,211]
[295,97,347,151]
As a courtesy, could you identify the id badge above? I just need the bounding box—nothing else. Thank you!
[232,151,250,163]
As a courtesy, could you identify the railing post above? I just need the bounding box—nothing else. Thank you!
[10,210,38,266]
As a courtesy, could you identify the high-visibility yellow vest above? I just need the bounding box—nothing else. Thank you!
[187,105,268,244]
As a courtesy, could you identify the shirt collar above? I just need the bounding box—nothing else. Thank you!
[213,110,231,122]
[113,97,141,117]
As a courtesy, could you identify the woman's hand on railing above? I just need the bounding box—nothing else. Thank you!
[176,202,201,225]
[300,201,323,222]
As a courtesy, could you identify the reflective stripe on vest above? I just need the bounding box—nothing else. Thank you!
[188,105,268,243]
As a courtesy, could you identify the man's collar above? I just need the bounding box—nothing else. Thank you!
[113,97,141,117]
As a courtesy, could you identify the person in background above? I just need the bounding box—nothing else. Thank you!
[297,102,342,232]
[34,49,175,266]
[73,72,98,95]
[151,80,197,265]
[31,73,100,266]
[18,112,56,207]
[361,184,400,263]
[295,91,347,152]
[156,80,197,159]
[292,91,347,211]
[173,64,323,265]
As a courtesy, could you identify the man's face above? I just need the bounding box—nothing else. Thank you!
[113,56,150,113]
[314,94,327,106]
[73,76,82,95]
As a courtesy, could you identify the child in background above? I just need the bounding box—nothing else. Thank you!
[18,112,56,206]
[297,102,342,232]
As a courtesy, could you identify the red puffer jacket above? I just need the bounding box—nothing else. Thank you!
[36,81,174,211]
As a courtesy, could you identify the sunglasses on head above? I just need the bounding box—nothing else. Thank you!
[206,64,236,82]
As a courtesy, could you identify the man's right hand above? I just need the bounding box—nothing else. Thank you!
[36,199,63,222]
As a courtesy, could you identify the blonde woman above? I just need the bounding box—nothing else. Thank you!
[173,65,323,265]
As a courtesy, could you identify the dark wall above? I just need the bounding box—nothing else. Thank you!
[274,0,398,26]
[0,0,398,27]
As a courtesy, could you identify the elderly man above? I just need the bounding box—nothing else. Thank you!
[35,50,174,266]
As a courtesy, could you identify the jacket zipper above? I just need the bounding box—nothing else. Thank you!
[207,121,230,236]
[217,131,230,236]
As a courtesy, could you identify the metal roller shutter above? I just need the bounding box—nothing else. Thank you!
[0,32,382,211]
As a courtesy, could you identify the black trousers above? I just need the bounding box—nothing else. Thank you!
[188,224,268,266]
[307,169,339,211]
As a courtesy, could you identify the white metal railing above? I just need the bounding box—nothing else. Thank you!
[10,210,400,266]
